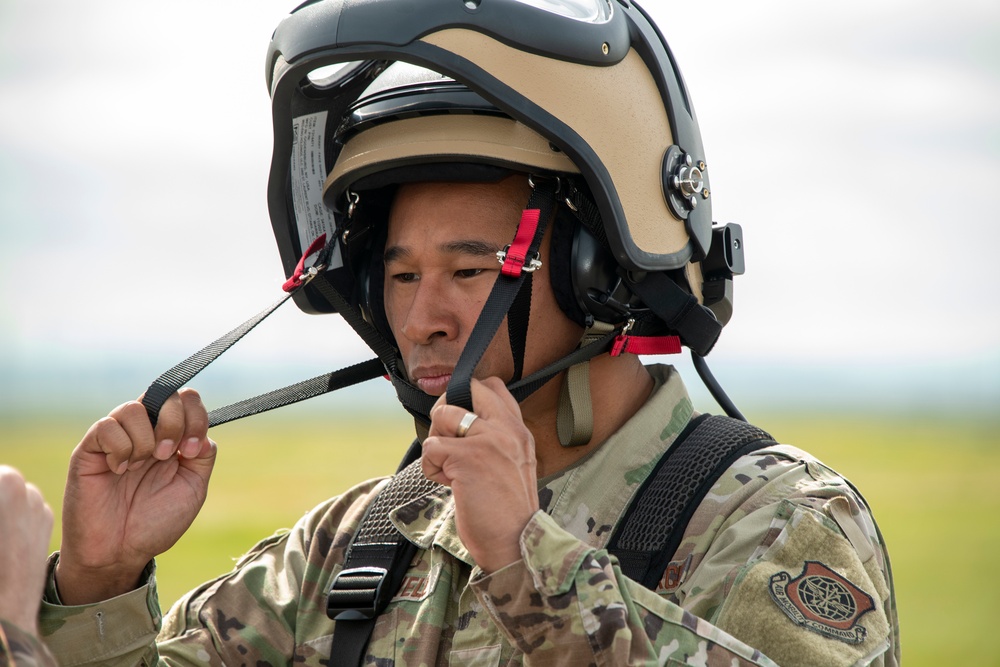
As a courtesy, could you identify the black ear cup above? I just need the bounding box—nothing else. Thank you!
[355,224,397,345]
[549,206,642,327]
[569,223,632,325]
[339,189,397,346]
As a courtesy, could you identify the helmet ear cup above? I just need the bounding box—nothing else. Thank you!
[569,222,630,325]
[349,216,396,345]
[550,206,637,327]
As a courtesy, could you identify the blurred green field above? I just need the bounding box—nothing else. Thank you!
[4,407,998,666]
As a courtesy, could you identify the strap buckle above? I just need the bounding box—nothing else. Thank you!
[282,233,330,292]
[611,318,683,357]
[326,566,389,621]
[496,244,542,275]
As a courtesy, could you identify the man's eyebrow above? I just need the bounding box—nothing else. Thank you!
[382,245,410,265]
[383,239,501,264]
[442,240,502,257]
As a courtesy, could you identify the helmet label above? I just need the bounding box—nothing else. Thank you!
[291,111,342,269]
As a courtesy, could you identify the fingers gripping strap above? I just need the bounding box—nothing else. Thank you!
[138,234,393,429]
[445,179,558,412]
[141,293,294,426]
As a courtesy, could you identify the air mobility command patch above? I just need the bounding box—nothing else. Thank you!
[768,561,875,644]
[713,501,890,666]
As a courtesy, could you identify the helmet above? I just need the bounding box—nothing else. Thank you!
[264,0,745,423]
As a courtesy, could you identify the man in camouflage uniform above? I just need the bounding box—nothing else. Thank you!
[25,1,900,665]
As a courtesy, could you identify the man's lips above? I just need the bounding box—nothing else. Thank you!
[411,369,453,396]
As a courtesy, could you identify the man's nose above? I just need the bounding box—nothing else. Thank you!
[399,279,459,345]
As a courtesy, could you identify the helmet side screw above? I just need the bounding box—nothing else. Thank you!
[602,42,610,55]
[663,147,709,219]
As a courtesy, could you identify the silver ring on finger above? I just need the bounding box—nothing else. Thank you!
[455,411,478,438]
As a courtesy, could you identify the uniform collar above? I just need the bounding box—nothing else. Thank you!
[389,364,694,563]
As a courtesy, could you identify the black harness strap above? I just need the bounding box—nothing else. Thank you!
[137,236,393,430]
[507,276,533,382]
[445,179,558,412]
[327,459,442,667]
[607,414,776,589]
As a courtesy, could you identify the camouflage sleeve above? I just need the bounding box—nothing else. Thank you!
[38,477,386,666]
[38,555,161,667]
[469,511,780,666]
[1,620,59,667]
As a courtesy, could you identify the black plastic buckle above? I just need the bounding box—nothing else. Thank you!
[326,566,389,621]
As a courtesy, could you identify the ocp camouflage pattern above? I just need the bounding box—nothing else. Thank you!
[36,365,899,666]
[1,621,57,667]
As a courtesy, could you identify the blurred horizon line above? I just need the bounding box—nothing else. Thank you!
[3,352,997,420]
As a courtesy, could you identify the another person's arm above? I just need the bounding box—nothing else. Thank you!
[0,466,58,667]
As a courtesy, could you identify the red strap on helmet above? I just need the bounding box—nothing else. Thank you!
[283,234,328,292]
[611,333,682,357]
[501,209,541,277]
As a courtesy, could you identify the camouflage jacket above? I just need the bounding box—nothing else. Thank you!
[38,365,899,666]
[0,621,57,667]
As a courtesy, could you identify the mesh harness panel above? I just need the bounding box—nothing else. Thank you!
[607,414,775,589]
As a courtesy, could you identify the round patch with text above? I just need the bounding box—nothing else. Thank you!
[769,561,875,644]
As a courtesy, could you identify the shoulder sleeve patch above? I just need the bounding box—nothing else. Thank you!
[714,504,890,667]
[769,560,874,644]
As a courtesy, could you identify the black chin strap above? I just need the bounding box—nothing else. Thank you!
[444,178,558,412]
[138,236,391,429]
[137,180,723,437]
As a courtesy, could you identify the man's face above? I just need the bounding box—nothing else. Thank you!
[383,175,583,397]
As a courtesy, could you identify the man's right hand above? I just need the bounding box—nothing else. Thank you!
[56,388,216,605]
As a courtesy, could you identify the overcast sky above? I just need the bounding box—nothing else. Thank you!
[1,0,997,410]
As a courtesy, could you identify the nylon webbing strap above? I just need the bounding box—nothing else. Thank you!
[626,272,723,357]
[308,272,400,373]
[327,460,444,666]
[607,414,775,590]
[138,236,393,430]
[507,275,533,381]
[386,320,618,433]
[445,179,558,412]
[140,293,295,426]
[556,361,593,447]
[206,358,384,427]
[506,326,617,399]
